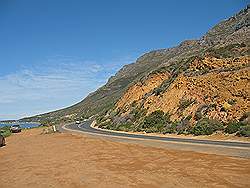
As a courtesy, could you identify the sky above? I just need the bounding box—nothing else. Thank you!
[0,0,248,120]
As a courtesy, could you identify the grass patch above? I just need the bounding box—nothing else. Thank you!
[0,126,11,137]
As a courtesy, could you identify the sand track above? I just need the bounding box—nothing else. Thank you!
[0,128,249,188]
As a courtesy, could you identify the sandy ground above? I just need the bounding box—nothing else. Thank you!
[0,128,250,188]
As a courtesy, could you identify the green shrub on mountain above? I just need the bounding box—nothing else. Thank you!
[237,125,250,137]
[114,123,134,132]
[131,106,147,119]
[141,110,171,133]
[194,104,217,121]
[178,98,196,111]
[162,123,177,134]
[142,110,169,127]
[176,117,193,135]
[225,121,246,134]
[191,118,223,135]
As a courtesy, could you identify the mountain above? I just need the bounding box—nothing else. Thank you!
[21,5,250,136]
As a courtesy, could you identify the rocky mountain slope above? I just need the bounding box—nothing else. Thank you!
[22,5,249,136]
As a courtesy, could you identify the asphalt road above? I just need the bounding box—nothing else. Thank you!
[64,120,250,149]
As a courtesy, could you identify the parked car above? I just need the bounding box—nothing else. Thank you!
[10,125,22,133]
[75,121,81,124]
[0,131,5,147]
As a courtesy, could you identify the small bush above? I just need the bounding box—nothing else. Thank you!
[191,118,223,136]
[162,116,192,135]
[113,114,134,125]
[131,107,147,120]
[153,77,175,95]
[98,120,113,129]
[163,122,178,134]
[239,112,250,122]
[153,87,163,96]
[179,98,196,111]
[176,119,192,135]
[141,110,171,133]
[115,123,134,132]
[96,116,107,124]
[225,121,246,134]
[0,126,11,137]
[151,66,168,74]
[144,126,165,133]
[237,125,250,137]
[142,110,168,128]
[194,105,210,120]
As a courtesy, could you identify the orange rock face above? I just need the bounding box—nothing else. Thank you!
[114,56,250,124]
[116,72,170,112]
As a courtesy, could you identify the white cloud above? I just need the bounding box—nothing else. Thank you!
[0,56,135,120]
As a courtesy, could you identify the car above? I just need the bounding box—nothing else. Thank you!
[75,121,81,124]
[10,125,22,133]
[0,132,5,147]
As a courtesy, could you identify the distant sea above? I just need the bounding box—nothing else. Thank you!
[0,122,41,129]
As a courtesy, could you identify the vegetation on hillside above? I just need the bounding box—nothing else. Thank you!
[21,6,250,137]
[98,110,249,136]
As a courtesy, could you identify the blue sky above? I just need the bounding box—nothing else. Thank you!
[0,0,248,120]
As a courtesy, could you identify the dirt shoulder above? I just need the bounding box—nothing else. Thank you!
[0,128,250,188]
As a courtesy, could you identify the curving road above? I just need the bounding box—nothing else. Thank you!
[63,120,250,149]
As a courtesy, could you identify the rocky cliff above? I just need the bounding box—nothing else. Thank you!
[22,6,250,136]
